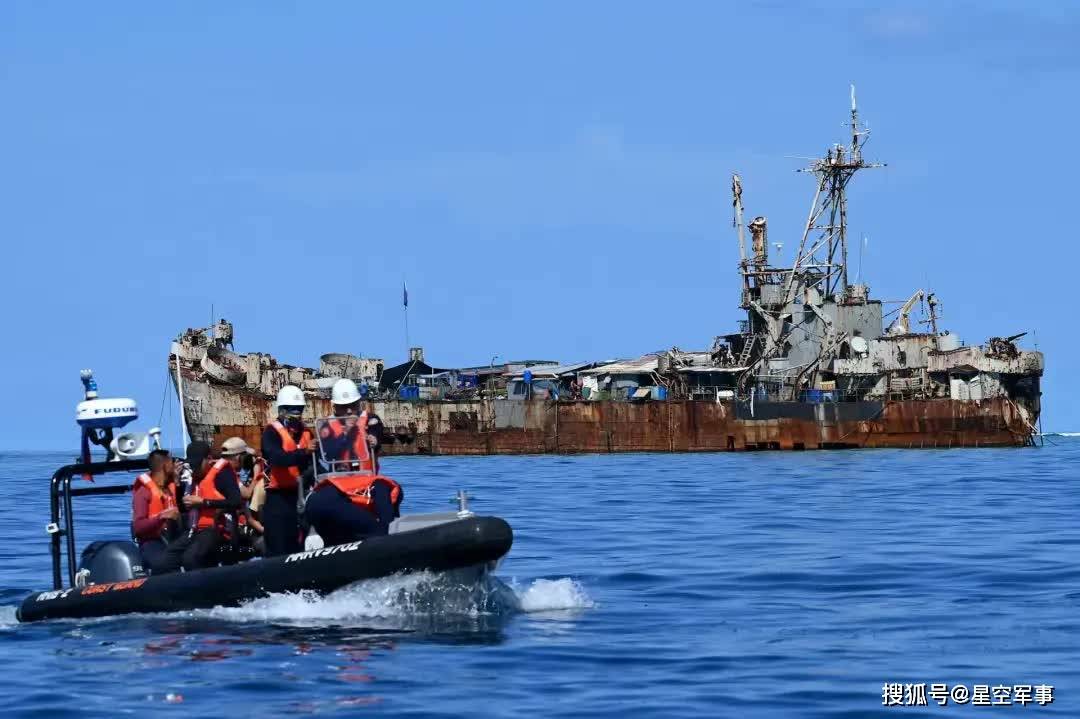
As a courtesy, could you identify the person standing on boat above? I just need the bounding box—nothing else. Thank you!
[260,385,314,556]
[131,448,181,573]
[304,379,401,546]
[319,379,386,471]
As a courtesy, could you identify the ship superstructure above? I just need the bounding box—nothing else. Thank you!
[710,87,1041,430]
[169,91,1043,454]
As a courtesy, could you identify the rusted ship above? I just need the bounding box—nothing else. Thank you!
[171,90,1043,455]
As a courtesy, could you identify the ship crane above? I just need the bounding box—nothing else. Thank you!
[888,289,924,335]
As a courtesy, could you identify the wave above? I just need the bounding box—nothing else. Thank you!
[0,572,593,630]
[203,571,593,628]
[509,577,595,612]
[1043,432,1080,437]
[0,605,17,628]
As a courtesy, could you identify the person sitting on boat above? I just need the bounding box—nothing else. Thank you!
[169,439,217,530]
[214,436,265,557]
[260,385,315,556]
[304,379,402,547]
[157,441,247,572]
[130,448,182,573]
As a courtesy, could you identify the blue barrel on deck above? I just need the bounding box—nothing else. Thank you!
[653,386,668,400]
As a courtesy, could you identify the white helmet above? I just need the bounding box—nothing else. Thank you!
[331,378,361,406]
[276,385,305,410]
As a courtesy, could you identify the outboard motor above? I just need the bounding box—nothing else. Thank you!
[76,541,147,585]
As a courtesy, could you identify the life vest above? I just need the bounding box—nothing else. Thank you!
[194,459,234,531]
[316,473,402,515]
[321,412,373,472]
[267,421,312,491]
[132,473,177,539]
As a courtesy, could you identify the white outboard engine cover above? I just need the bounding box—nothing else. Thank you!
[76,398,138,430]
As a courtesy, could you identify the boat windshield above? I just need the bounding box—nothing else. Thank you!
[314,416,375,478]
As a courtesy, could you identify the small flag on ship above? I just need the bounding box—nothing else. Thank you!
[403,281,408,308]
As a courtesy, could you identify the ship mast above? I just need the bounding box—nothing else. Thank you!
[733,87,886,396]
[732,174,749,306]
[783,85,883,305]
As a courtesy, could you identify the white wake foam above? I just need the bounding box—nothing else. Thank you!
[510,578,595,612]
[0,574,594,630]
[208,571,496,625]
[203,572,592,627]
[0,605,18,628]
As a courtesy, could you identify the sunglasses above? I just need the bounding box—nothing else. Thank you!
[282,406,305,416]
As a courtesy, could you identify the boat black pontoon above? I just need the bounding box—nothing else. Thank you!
[17,458,512,623]
[17,372,512,623]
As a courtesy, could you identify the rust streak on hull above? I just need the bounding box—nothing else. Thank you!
[192,396,1031,456]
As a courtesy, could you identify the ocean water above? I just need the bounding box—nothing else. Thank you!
[1,442,1078,717]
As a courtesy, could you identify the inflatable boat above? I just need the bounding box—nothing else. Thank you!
[17,371,512,623]
[17,456,512,623]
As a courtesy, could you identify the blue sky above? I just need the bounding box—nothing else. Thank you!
[1,1,1075,449]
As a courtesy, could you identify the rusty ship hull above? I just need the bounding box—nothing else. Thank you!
[171,92,1043,455]
[177,375,1036,455]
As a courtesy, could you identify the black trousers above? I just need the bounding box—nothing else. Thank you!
[155,528,222,574]
[304,483,392,547]
[138,538,169,575]
[263,489,302,557]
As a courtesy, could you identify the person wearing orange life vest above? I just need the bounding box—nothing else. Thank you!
[130,448,182,573]
[304,379,402,547]
[260,385,315,556]
[318,379,386,471]
[155,440,247,573]
[186,439,251,569]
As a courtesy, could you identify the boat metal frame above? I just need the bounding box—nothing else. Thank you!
[48,459,149,590]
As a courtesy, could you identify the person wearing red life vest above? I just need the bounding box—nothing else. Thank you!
[156,440,246,573]
[304,379,402,546]
[130,448,181,573]
[260,385,315,556]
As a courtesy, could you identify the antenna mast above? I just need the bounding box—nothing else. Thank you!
[732,174,750,305]
[783,84,884,304]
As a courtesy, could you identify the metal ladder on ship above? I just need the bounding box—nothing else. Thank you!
[737,335,757,366]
